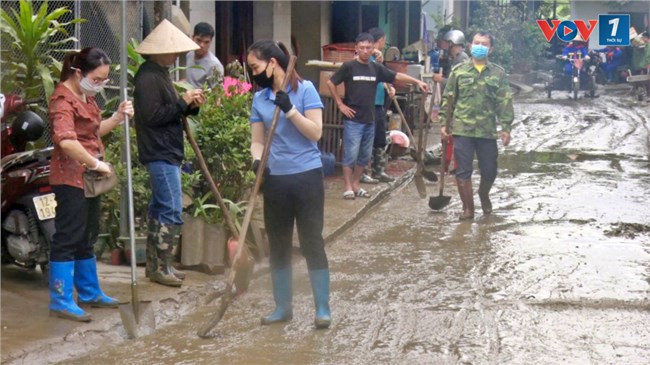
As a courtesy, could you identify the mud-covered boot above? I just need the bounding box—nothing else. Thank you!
[167,223,186,280]
[49,261,92,322]
[309,269,331,329]
[456,178,474,221]
[74,256,119,307]
[145,219,160,279]
[478,180,493,215]
[149,223,183,287]
[261,267,293,325]
[371,148,395,182]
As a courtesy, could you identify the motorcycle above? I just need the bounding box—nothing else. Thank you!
[545,51,598,99]
[1,93,54,281]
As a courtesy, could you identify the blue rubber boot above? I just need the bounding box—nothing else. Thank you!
[49,261,92,322]
[74,257,119,308]
[309,269,331,329]
[261,267,293,325]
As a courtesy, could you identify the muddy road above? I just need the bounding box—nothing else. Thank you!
[28,91,650,364]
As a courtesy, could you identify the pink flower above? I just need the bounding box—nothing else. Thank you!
[223,76,252,97]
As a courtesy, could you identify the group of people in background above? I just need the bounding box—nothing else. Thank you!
[561,29,650,88]
[45,19,332,330]
[45,13,514,329]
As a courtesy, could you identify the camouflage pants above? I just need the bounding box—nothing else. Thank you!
[146,218,181,273]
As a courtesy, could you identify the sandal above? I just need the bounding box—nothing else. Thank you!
[342,190,355,200]
[354,188,371,198]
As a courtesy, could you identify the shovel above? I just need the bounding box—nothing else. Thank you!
[117,3,155,339]
[429,93,454,211]
[182,116,254,297]
[388,89,437,185]
[413,92,427,198]
[387,90,425,197]
[117,89,155,338]
[197,55,298,338]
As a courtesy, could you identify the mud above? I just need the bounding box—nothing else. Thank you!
[4,87,650,364]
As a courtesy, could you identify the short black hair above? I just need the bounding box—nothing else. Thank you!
[355,32,374,44]
[193,22,215,38]
[368,27,385,43]
[472,31,494,47]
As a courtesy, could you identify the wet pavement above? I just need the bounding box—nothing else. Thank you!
[2,86,650,364]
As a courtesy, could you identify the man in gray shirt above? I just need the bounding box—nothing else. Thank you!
[185,22,224,88]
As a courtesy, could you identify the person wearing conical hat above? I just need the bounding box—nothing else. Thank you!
[133,19,206,287]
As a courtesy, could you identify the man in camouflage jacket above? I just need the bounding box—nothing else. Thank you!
[439,31,514,220]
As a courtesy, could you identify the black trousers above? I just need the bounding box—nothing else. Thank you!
[373,106,388,148]
[51,185,100,262]
[453,136,498,184]
[263,168,328,271]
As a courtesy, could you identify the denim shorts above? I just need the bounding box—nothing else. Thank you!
[146,161,183,225]
[343,120,375,167]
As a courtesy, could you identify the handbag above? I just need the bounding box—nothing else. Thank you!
[82,163,119,198]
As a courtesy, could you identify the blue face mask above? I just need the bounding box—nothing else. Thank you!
[471,44,489,60]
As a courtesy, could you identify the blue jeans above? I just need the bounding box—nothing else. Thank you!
[342,120,374,167]
[146,161,183,225]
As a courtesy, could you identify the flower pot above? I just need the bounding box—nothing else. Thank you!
[180,213,226,275]
[122,236,147,265]
[110,248,124,266]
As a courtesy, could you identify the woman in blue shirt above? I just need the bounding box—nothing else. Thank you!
[247,40,331,329]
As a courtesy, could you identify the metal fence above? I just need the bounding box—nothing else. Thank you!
[1,0,161,145]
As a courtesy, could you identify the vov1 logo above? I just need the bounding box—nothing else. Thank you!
[536,14,630,46]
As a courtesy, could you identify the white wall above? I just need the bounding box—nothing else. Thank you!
[572,1,650,48]
[421,0,449,37]
[252,1,292,47]
[189,1,216,55]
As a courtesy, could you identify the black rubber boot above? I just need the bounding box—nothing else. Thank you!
[478,180,493,215]
[456,179,474,221]
[371,148,395,182]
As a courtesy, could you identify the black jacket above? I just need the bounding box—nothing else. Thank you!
[133,60,198,165]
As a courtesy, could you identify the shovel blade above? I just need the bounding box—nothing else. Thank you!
[421,169,438,182]
[428,195,451,210]
[227,236,255,295]
[119,300,155,339]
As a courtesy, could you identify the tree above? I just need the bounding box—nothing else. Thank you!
[467,1,548,73]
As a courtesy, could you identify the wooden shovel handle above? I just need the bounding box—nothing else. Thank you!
[438,94,454,197]
[183,117,239,237]
[388,94,417,150]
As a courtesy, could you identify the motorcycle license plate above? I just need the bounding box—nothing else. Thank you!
[33,193,57,220]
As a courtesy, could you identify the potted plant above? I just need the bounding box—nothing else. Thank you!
[0,0,85,103]
[178,60,271,272]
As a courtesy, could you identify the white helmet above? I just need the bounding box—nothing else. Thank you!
[444,30,466,46]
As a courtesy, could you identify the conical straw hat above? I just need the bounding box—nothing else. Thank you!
[135,19,199,55]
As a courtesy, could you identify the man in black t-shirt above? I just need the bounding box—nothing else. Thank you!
[327,32,429,200]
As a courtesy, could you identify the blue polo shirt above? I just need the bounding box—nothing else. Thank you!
[250,80,324,175]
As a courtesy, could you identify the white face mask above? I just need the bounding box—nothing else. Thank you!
[79,76,107,97]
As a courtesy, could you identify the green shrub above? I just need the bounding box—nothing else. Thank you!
[189,61,254,204]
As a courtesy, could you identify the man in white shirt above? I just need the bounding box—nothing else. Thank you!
[185,22,224,88]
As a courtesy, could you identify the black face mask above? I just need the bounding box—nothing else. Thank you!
[252,63,274,89]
